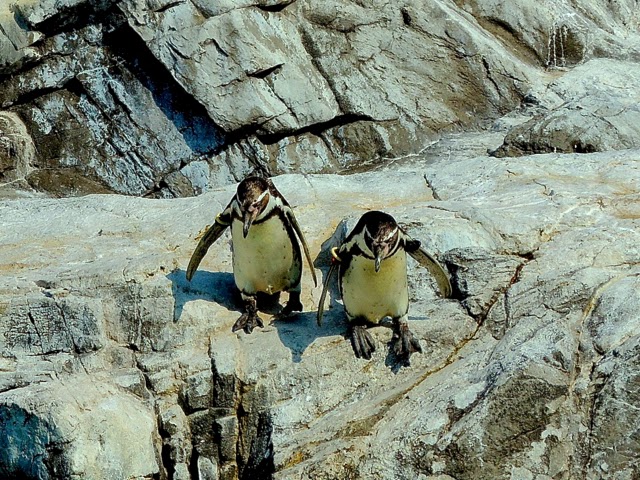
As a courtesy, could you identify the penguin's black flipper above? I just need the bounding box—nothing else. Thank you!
[404,239,452,298]
[317,261,338,326]
[186,217,229,281]
[285,209,318,287]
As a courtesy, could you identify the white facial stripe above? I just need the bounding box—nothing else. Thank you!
[255,190,268,203]
[255,192,274,221]
[384,227,398,242]
[363,225,397,242]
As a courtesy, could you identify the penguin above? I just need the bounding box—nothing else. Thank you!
[187,176,318,334]
[317,211,451,362]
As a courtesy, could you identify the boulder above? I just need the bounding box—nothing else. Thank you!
[0,376,160,479]
[491,59,640,156]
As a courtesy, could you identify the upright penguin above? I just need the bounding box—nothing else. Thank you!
[317,211,451,362]
[187,176,317,334]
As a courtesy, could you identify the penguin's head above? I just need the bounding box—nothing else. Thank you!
[361,211,400,272]
[236,177,271,237]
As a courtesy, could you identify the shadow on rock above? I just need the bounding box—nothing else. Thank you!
[313,219,348,325]
[272,309,345,363]
[167,269,301,324]
[166,268,239,322]
[0,404,70,479]
[268,221,350,363]
[384,339,411,374]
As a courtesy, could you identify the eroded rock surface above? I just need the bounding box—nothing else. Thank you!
[491,59,640,157]
[2,0,639,196]
[2,0,640,479]
[1,135,639,478]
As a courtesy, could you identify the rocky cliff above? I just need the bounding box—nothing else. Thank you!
[1,0,640,479]
[2,0,638,197]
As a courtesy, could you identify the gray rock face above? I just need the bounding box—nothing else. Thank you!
[457,0,640,67]
[491,59,640,156]
[0,377,160,479]
[2,0,639,196]
[0,111,35,184]
[1,130,639,478]
[2,0,640,478]
[10,0,640,196]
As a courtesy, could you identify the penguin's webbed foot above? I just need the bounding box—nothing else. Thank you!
[278,291,303,318]
[232,311,264,334]
[233,295,263,334]
[392,322,422,363]
[350,325,376,360]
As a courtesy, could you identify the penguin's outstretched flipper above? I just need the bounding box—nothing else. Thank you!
[404,238,452,298]
[317,253,339,326]
[186,214,230,281]
[285,208,318,288]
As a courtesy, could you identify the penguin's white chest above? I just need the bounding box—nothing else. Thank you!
[341,250,409,323]
[231,216,300,295]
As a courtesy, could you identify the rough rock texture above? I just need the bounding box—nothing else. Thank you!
[0,111,35,184]
[2,133,639,478]
[1,0,639,196]
[455,0,640,67]
[2,0,640,479]
[491,58,640,157]
[0,377,160,479]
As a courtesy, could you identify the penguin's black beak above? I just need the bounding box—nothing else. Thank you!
[374,256,382,272]
[243,208,258,238]
[373,243,388,273]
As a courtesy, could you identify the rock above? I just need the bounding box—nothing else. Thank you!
[458,0,640,68]
[0,375,160,479]
[491,59,640,157]
[0,111,35,184]
[3,0,639,196]
[1,21,228,197]
[0,7,229,197]
[0,0,544,196]
[1,130,639,477]
[1,0,640,477]
[0,3,42,74]
[16,0,94,27]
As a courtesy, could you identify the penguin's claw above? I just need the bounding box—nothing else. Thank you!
[392,324,422,363]
[232,312,264,334]
[350,325,376,360]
